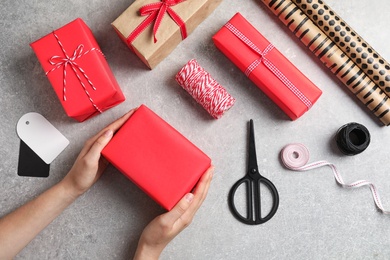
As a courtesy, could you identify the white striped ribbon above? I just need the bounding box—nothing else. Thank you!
[45,32,103,113]
[224,22,312,109]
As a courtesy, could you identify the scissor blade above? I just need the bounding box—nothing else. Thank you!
[248,119,258,172]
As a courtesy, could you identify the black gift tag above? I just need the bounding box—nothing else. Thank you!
[17,140,50,177]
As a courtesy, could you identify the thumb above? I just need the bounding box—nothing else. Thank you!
[86,129,114,162]
[162,193,194,226]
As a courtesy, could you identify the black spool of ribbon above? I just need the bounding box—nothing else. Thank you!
[336,123,370,155]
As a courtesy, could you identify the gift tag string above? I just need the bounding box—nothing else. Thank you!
[46,32,103,113]
[280,143,390,214]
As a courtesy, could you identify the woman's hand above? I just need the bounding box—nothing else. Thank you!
[133,166,214,260]
[61,109,136,198]
[0,109,137,259]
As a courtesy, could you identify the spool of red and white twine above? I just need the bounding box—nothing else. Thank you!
[175,59,236,119]
[280,143,390,214]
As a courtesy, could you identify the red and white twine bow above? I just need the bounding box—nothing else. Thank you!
[224,22,313,109]
[127,0,187,44]
[281,143,390,214]
[176,59,236,119]
[46,32,103,113]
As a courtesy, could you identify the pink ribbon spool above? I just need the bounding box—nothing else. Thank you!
[280,143,310,169]
[280,143,390,214]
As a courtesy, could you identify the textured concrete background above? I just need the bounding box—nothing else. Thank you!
[1,0,390,259]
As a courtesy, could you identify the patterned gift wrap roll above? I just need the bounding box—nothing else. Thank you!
[292,0,390,96]
[261,0,390,125]
[175,59,236,119]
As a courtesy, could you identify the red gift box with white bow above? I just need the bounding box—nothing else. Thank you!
[30,18,125,122]
[213,13,322,120]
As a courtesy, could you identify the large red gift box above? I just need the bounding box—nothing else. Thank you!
[102,105,211,210]
[212,13,322,120]
[30,18,125,122]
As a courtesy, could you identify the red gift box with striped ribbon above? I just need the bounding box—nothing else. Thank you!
[30,18,125,122]
[213,13,322,120]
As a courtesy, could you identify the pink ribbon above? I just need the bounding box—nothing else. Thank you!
[46,32,103,113]
[281,143,390,214]
[224,22,313,109]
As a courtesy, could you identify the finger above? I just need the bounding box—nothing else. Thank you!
[84,129,114,163]
[193,166,214,199]
[180,166,213,219]
[105,109,136,133]
[94,109,136,141]
[161,193,194,227]
[79,109,136,156]
[153,167,213,234]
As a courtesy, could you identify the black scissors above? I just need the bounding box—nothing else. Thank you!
[228,120,279,225]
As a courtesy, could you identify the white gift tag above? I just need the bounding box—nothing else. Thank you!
[16,112,69,164]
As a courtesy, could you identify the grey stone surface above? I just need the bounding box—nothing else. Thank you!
[1,0,390,259]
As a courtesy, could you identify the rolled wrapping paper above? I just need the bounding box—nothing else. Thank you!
[260,0,390,125]
[280,143,390,214]
[292,0,390,96]
[175,59,236,119]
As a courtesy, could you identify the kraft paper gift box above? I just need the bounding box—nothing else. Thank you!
[30,18,125,122]
[102,104,211,210]
[212,13,322,120]
[112,0,222,69]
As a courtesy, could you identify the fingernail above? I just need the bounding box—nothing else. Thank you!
[127,107,138,114]
[104,130,113,137]
[185,193,194,203]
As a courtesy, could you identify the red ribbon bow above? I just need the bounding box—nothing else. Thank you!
[127,0,187,44]
[46,32,103,113]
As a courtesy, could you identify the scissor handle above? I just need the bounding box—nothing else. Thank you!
[228,176,279,225]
